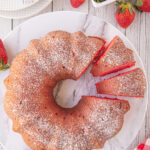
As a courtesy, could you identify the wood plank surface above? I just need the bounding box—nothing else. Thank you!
[0,0,149,149]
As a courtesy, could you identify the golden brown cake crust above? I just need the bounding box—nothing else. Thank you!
[4,31,107,150]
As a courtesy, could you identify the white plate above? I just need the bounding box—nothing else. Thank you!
[91,0,116,8]
[0,11,148,150]
[0,0,52,19]
[0,0,39,11]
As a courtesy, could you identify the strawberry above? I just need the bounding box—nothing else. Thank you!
[136,0,150,12]
[115,1,135,28]
[0,39,9,71]
[70,0,85,8]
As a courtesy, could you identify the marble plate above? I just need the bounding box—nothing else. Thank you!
[0,0,39,11]
[0,11,148,150]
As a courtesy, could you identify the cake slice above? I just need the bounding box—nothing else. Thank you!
[71,32,106,79]
[96,68,146,97]
[91,36,135,77]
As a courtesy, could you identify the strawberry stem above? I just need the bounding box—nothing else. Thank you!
[116,0,135,14]
[136,0,143,7]
[0,58,4,65]
[0,58,10,71]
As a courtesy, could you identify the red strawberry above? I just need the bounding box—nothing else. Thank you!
[136,0,150,12]
[0,39,9,71]
[115,1,135,28]
[70,0,85,8]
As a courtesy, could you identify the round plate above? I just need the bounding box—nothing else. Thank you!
[0,0,39,11]
[0,11,148,150]
[0,0,52,19]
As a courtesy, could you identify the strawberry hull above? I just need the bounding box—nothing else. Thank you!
[0,49,8,65]
[0,39,8,65]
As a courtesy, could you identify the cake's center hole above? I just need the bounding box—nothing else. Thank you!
[53,66,101,108]
[53,79,82,108]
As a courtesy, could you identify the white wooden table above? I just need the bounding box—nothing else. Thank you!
[0,1,149,149]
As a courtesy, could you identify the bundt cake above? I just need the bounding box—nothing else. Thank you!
[4,30,145,150]
[4,31,110,150]
[96,68,146,97]
[91,36,135,77]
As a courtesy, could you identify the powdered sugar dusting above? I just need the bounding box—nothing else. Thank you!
[98,68,146,97]
[91,37,135,76]
[79,97,129,141]
[4,31,129,150]
[102,37,134,66]
[71,32,104,77]
[116,68,146,96]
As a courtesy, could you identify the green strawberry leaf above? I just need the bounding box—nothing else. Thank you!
[121,7,126,14]
[135,5,143,11]
[129,7,133,14]
[116,1,135,14]
[0,58,4,65]
[0,63,10,71]
[2,64,10,70]
[0,58,10,71]
[117,8,121,14]
[132,6,136,13]
[136,0,143,7]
